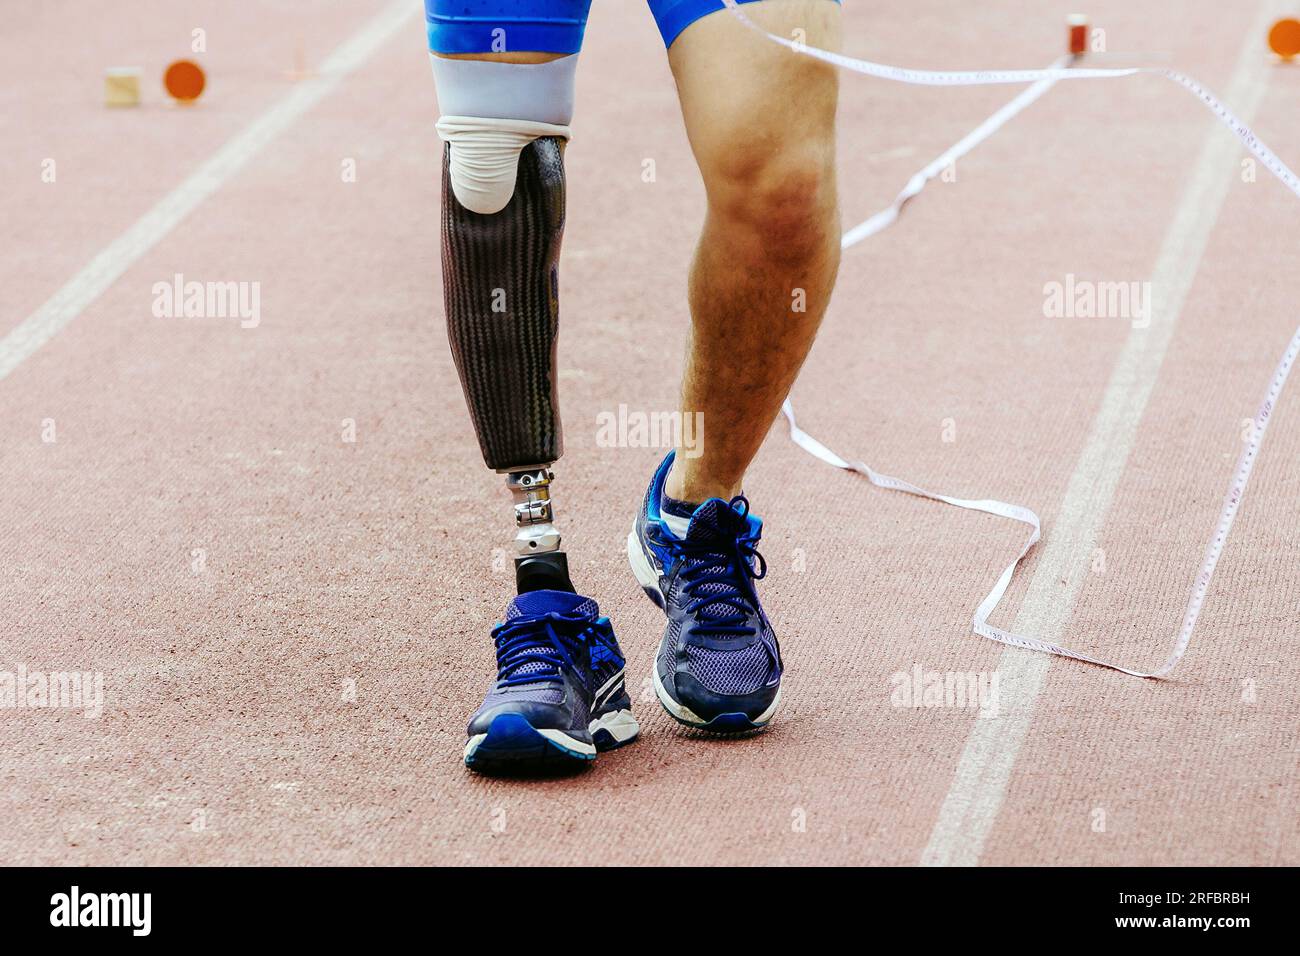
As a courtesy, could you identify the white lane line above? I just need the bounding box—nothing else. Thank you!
[0,0,417,384]
[920,2,1284,867]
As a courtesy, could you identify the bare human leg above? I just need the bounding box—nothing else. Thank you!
[665,0,842,504]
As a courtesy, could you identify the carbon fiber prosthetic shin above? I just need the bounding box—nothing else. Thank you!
[441,136,574,593]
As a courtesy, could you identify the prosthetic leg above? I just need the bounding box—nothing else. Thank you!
[429,5,646,772]
[438,94,576,593]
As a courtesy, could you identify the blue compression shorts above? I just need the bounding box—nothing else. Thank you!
[426,1,838,55]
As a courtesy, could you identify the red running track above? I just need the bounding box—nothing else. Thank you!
[0,0,1297,865]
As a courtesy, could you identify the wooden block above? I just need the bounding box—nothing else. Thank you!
[105,67,142,107]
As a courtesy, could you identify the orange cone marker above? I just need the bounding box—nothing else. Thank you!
[164,59,206,103]
[1268,18,1300,60]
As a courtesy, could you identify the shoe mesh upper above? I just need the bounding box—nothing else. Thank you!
[659,501,778,696]
[685,642,774,696]
[482,593,601,707]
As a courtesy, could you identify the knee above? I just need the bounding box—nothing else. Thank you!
[702,134,838,260]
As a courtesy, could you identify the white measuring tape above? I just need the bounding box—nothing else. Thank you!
[723,0,1300,195]
[841,52,1074,247]
[720,0,1300,677]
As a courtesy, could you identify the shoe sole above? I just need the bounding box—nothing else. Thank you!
[464,710,640,773]
[652,665,781,732]
[591,707,641,750]
[627,522,781,733]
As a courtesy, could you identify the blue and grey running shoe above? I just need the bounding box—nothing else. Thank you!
[627,452,782,732]
[464,589,639,772]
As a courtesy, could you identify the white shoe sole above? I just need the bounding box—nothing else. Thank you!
[627,522,659,592]
[590,707,640,745]
[652,664,782,729]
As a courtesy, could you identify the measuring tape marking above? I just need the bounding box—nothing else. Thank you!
[730,0,1300,677]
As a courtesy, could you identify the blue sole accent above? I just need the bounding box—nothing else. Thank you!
[659,698,770,734]
[701,712,765,732]
[465,713,594,773]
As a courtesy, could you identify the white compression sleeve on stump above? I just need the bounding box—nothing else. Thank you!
[430,54,578,213]
[436,116,572,215]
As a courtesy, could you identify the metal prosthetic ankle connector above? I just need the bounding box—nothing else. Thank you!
[506,465,574,593]
[508,466,560,554]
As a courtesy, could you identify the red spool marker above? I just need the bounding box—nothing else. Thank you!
[1068,14,1089,56]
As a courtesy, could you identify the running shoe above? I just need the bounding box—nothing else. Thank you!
[464,589,639,772]
[627,452,782,731]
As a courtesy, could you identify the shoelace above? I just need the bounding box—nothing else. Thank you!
[673,496,768,638]
[491,611,587,687]
[491,610,616,687]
